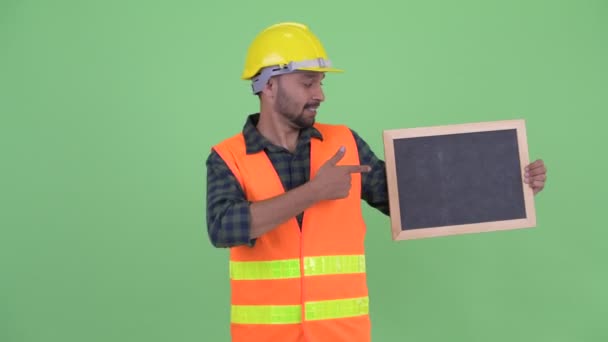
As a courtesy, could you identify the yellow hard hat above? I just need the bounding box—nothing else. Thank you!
[241,22,343,94]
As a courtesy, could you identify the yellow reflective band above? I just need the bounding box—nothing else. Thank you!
[230,259,301,280]
[304,255,366,276]
[305,296,369,321]
[230,255,366,280]
[231,304,301,324]
[230,297,369,324]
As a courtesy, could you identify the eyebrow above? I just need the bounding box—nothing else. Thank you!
[300,73,325,80]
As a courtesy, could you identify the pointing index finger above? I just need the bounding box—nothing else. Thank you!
[340,165,372,173]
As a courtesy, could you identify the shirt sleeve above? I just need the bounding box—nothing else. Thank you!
[205,150,256,248]
[350,129,391,216]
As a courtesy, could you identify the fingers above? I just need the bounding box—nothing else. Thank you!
[532,180,545,188]
[527,166,547,177]
[525,179,543,187]
[325,146,371,173]
[526,159,542,168]
[524,178,545,187]
[525,175,545,195]
[531,180,545,195]
[524,172,547,182]
[341,165,372,173]
[525,159,546,171]
[327,146,346,166]
[524,159,547,190]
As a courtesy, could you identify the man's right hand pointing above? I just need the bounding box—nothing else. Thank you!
[310,146,371,201]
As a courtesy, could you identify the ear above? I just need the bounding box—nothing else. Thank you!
[260,76,278,98]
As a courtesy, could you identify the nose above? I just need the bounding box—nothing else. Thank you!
[313,85,325,102]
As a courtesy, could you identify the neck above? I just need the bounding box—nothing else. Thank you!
[256,107,301,153]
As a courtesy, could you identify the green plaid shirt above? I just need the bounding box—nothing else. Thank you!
[205,113,389,248]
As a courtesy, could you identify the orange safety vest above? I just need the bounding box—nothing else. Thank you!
[212,122,371,342]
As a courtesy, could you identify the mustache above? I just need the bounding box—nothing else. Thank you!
[304,102,321,108]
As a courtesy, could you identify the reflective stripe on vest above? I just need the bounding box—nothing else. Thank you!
[230,255,366,280]
[231,296,369,324]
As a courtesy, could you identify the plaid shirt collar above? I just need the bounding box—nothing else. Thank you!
[243,113,323,154]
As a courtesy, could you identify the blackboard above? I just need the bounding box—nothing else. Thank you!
[382,119,536,240]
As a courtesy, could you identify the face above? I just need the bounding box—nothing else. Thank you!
[271,71,326,129]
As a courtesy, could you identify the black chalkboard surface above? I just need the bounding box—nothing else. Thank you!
[383,119,536,240]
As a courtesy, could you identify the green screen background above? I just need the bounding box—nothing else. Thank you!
[2,0,607,341]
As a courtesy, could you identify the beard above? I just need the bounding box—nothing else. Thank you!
[274,82,318,129]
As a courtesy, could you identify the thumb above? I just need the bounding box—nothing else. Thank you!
[327,146,346,166]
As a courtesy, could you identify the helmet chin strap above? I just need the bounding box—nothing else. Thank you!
[250,58,332,95]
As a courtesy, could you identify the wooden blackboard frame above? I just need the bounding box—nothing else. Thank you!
[383,119,536,241]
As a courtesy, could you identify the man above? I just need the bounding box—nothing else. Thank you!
[205,22,547,342]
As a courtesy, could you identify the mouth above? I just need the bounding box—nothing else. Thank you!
[304,103,320,113]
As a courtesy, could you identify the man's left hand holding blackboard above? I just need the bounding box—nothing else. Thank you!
[524,159,547,195]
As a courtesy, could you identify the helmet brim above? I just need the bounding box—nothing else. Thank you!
[242,66,344,80]
[295,67,344,73]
